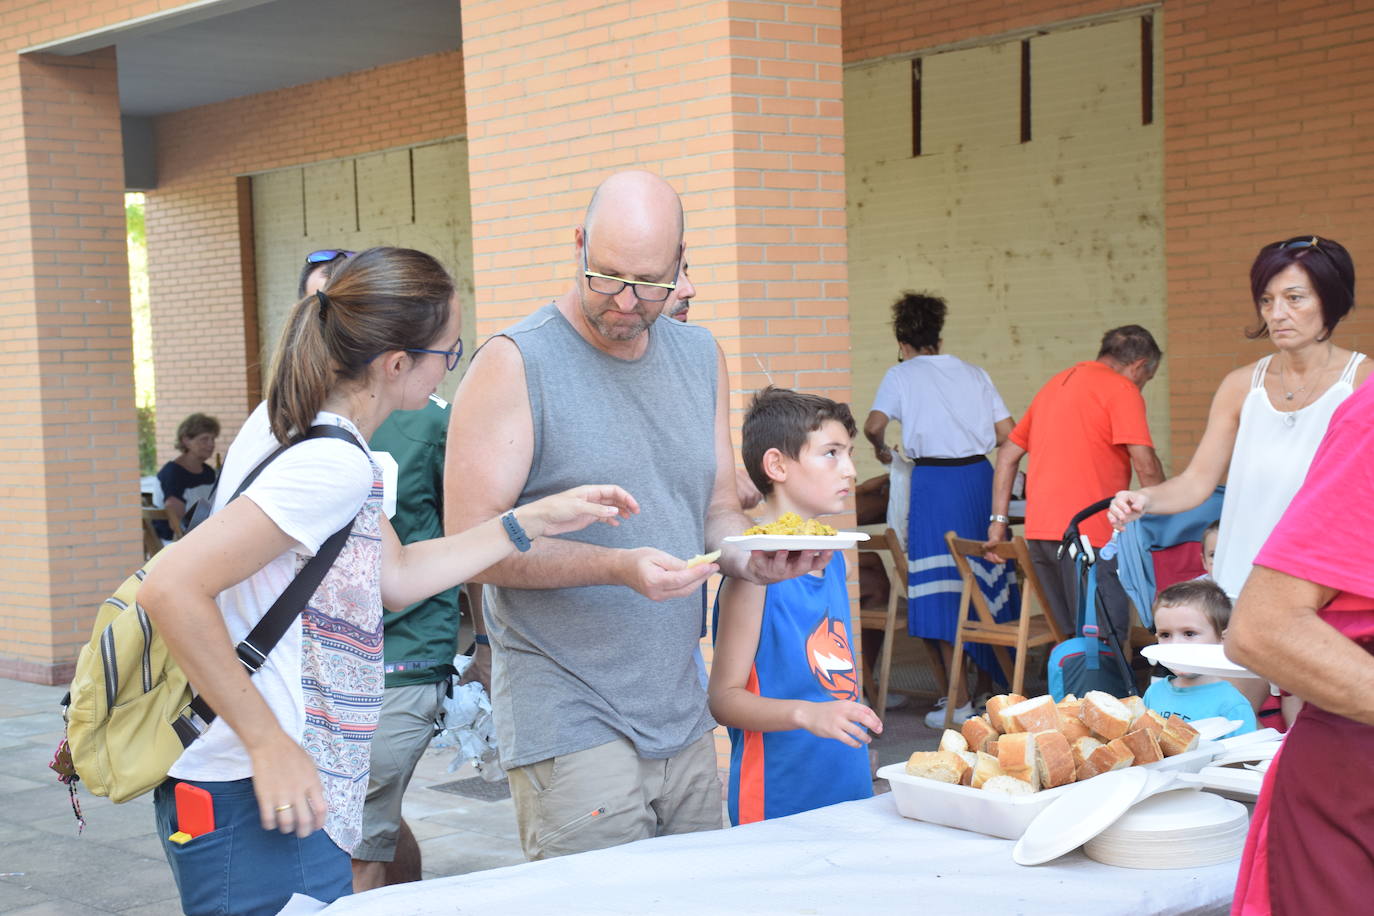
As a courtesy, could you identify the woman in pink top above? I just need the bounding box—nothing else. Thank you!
[1226,377,1374,914]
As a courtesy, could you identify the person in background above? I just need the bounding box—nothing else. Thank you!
[138,246,634,913]
[1142,580,1256,734]
[1226,367,1374,914]
[154,412,220,541]
[662,256,763,512]
[986,325,1165,639]
[299,248,355,298]
[1198,520,1219,579]
[1109,236,1369,599]
[710,387,880,824]
[865,292,1014,727]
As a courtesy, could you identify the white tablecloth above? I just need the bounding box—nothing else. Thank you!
[310,794,1238,915]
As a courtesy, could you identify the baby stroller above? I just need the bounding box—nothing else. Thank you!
[1047,498,1138,700]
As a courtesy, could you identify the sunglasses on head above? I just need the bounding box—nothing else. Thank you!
[306,249,355,264]
[1277,237,1320,252]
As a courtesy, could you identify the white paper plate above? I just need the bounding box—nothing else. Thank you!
[1189,717,1245,741]
[1012,768,1149,866]
[1216,727,1283,752]
[1141,643,1261,679]
[1177,766,1265,801]
[1209,742,1281,767]
[723,532,870,551]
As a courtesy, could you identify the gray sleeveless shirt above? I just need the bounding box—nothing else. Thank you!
[487,303,719,768]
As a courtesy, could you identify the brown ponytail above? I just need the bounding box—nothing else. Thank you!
[266,247,454,442]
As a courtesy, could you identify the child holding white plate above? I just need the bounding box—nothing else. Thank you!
[1144,580,1257,734]
[709,387,882,825]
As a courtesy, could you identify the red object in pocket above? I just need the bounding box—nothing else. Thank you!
[175,782,215,837]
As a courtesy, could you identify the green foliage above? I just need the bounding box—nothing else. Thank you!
[137,403,157,476]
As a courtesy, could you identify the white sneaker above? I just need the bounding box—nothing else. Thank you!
[924,698,974,729]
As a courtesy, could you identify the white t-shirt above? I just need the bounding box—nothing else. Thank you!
[870,354,1011,458]
[169,402,375,784]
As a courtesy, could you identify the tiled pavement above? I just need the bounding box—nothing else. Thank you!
[0,678,941,914]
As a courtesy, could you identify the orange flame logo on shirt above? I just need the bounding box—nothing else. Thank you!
[805,615,859,701]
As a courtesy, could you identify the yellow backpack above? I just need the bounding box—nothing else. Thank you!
[50,425,363,815]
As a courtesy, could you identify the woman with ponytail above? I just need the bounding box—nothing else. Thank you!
[138,247,636,914]
[863,292,1016,727]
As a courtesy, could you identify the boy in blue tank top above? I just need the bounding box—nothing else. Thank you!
[709,387,883,825]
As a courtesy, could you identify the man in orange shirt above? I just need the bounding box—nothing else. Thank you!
[985,326,1165,637]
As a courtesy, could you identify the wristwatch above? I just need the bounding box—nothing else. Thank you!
[988,514,1011,524]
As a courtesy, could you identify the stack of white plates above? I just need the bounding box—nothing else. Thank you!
[1084,789,1249,869]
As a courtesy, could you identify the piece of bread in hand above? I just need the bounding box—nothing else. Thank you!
[1071,736,1103,770]
[961,715,1000,754]
[1082,691,1133,741]
[971,750,1005,789]
[1158,716,1201,756]
[1032,730,1077,789]
[1003,695,1060,734]
[1134,708,1168,739]
[1075,739,1134,781]
[983,774,1039,795]
[905,750,972,784]
[997,732,1041,787]
[985,693,1028,734]
[939,729,969,754]
[1118,727,1164,765]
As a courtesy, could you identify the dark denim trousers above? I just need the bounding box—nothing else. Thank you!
[154,777,352,916]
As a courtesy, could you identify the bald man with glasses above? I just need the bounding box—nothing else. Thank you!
[446,170,827,860]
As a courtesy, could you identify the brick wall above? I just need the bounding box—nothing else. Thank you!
[1161,0,1374,458]
[0,45,136,682]
[146,50,468,460]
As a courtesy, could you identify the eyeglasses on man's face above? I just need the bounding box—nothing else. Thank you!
[582,242,679,303]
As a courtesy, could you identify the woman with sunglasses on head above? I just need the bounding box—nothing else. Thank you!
[137,247,636,915]
[298,248,354,298]
[1109,236,1369,602]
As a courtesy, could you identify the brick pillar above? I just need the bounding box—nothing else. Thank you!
[0,48,140,684]
[462,0,848,768]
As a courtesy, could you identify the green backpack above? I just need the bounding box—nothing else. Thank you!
[50,425,363,814]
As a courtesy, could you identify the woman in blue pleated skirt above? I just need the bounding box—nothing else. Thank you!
[865,292,1017,727]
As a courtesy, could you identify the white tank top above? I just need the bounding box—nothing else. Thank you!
[1213,350,1365,597]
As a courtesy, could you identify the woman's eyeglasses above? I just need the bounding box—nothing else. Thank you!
[369,337,464,371]
[404,338,464,371]
[1277,237,1320,252]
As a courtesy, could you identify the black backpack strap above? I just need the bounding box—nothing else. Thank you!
[183,424,368,738]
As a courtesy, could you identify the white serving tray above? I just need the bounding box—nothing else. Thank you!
[878,742,1219,840]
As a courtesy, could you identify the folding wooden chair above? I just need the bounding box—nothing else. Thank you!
[941,532,1066,728]
[856,527,907,716]
[141,506,166,559]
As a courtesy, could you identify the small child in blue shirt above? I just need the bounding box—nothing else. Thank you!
[709,387,882,825]
[1143,580,1257,734]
